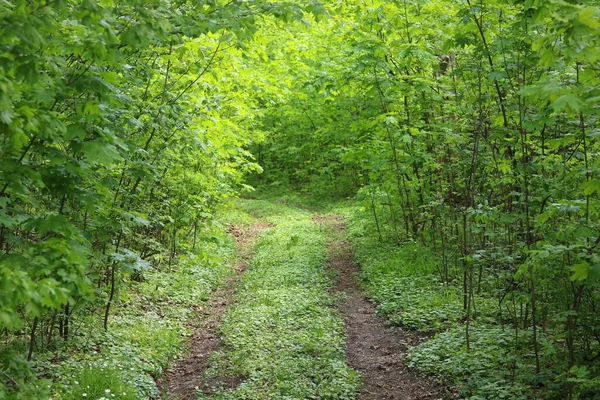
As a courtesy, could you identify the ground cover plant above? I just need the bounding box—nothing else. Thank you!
[346,208,599,399]
[199,199,359,400]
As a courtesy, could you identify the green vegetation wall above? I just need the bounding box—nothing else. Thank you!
[252,0,600,397]
[1,0,599,397]
[0,0,325,395]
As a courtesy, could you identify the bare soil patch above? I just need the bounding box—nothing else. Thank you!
[159,222,269,400]
[320,218,455,400]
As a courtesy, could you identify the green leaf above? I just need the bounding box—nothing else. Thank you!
[0,109,15,124]
[574,226,595,239]
[384,115,398,125]
[578,7,599,29]
[65,125,87,141]
[80,141,121,165]
[81,101,102,119]
[553,94,581,114]
[581,179,600,196]
[570,262,589,281]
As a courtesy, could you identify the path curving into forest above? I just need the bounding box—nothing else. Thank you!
[318,216,453,400]
[161,206,453,400]
[159,222,269,400]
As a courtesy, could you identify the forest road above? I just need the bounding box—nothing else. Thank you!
[317,216,455,400]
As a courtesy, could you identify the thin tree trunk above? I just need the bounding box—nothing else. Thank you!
[28,317,38,361]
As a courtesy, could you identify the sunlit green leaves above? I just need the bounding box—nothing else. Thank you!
[553,93,582,114]
[0,1,324,396]
[247,0,600,398]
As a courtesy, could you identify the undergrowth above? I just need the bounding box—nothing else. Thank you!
[200,199,359,400]
[347,222,497,334]
[344,207,594,400]
[27,221,237,400]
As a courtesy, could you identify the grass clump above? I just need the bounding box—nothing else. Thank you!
[58,364,138,400]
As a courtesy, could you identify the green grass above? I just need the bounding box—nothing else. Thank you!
[200,199,359,400]
[57,364,138,400]
[241,187,355,214]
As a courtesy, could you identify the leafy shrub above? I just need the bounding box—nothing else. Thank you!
[408,325,544,399]
[21,225,238,399]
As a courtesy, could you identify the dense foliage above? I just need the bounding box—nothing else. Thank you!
[2,0,599,399]
[253,0,600,398]
[0,1,322,398]
[47,228,235,400]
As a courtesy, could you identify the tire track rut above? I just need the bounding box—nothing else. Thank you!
[320,217,454,400]
[159,222,269,400]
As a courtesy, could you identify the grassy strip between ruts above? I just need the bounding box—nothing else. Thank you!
[199,199,359,400]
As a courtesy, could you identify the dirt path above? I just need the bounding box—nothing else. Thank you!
[159,222,268,400]
[320,217,453,400]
